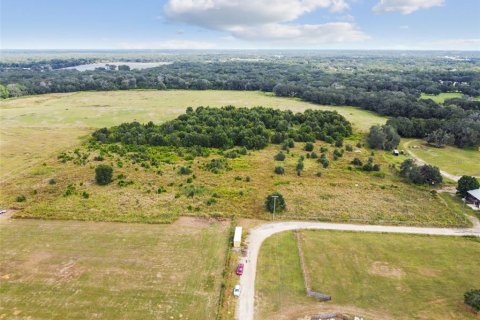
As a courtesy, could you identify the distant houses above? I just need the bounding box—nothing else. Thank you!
[466,189,480,208]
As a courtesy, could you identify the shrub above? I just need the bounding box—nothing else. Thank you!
[63,184,76,196]
[319,157,329,168]
[224,151,238,159]
[204,158,229,173]
[310,152,318,159]
[333,149,343,158]
[93,155,104,161]
[464,289,480,311]
[351,158,363,166]
[274,166,285,175]
[16,195,26,202]
[356,142,362,148]
[274,151,286,161]
[157,186,167,193]
[265,192,286,213]
[95,164,113,185]
[245,176,251,182]
[304,142,314,151]
[345,144,353,151]
[320,146,328,153]
[81,191,90,199]
[48,178,56,185]
[335,140,343,147]
[457,176,480,198]
[234,176,242,181]
[178,166,192,175]
[206,198,217,206]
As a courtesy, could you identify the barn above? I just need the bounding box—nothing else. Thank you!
[466,189,480,208]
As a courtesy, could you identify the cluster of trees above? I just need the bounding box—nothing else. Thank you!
[367,125,401,150]
[399,159,443,185]
[92,106,352,150]
[457,176,479,197]
[387,113,480,148]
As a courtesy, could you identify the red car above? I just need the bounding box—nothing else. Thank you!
[236,263,244,275]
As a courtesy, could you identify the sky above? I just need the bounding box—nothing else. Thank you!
[1,0,479,50]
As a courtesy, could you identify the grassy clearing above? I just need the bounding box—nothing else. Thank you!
[0,218,229,320]
[419,92,463,103]
[256,230,480,320]
[0,90,385,182]
[403,139,480,177]
[0,137,470,226]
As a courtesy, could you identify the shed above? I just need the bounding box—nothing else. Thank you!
[233,226,242,248]
[466,189,480,207]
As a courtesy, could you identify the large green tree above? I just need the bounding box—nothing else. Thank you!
[457,176,480,198]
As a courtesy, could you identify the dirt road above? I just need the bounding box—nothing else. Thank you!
[236,218,480,320]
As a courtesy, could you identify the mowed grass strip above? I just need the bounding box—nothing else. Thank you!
[256,230,480,320]
[419,92,464,104]
[0,218,229,320]
[403,139,480,177]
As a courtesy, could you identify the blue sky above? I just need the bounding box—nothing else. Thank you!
[1,0,479,50]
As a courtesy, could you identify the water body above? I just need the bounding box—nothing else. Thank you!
[62,62,172,71]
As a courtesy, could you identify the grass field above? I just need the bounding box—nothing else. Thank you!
[403,139,480,177]
[0,90,386,183]
[0,138,471,226]
[0,217,229,320]
[420,92,463,103]
[256,230,480,320]
[0,90,473,226]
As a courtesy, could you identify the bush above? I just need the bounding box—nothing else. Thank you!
[304,142,314,151]
[81,191,90,199]
[351,158,363,166]
[48,178,56,185]
[464,289,480,311]
[320,146,328,153]
[16,195,26,202]
[274,151,286,161]
[245,176,251,182]
[345,144,353,152]
[178,166,192,175]
[95,164,113,185]
[457,176,479,198]
[335,140,343,147]
[63,184,76,196]
[265,192,286,213]
[274,166,285,175]
[93,155,104,161]
[310,152,318,159]
[157,186,167,193]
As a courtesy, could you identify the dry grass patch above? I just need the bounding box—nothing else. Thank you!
[0,218,229,320]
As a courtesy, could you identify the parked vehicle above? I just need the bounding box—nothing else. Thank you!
[0,209,7,215]
[233,284,241,297]
[236,263,244,275]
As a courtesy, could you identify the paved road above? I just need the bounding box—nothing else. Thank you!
[236,218,480,320]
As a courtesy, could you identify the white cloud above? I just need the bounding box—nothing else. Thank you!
[117,40,216,49]
[230,22,369,44]
[399,25,409,29]
[373,0,444,14]
[163,0,368,46]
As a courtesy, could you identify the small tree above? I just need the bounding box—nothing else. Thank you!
[464,289,480,311]
[95,164,113,185]
[457,176,480,198]
[265,192,286,213]
[304,142,314,152]
[274,151,286,161]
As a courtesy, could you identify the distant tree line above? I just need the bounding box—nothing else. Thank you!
[1,56,479,147]
[92,106,352,150]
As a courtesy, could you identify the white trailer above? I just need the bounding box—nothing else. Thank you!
[233,226,242,248]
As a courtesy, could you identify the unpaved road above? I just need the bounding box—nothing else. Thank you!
[236,218,480,320]
[403,140,462,182]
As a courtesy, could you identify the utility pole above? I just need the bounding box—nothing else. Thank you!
[272,195,278,221]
